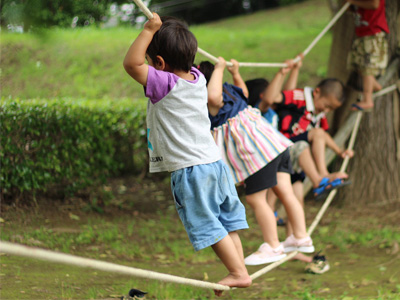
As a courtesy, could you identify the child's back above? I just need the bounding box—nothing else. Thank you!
[145,65,220,172]
[123,14,251,294]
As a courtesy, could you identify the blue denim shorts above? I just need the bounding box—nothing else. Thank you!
[171,160,248,251]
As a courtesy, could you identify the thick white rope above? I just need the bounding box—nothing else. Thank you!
[196,47,233,67]
[372,84,398,98]
[249,251,298,280]
[302,2,350,57]
[250,111,361,281]
[2,0,395,290]
[250,84,398,280]
[132,0,349,68]
[306,84,398,236]
[130,0,234,67]
[0,241,230,291]
[198,2,350,67]
[306,111,362,236]
[1,88,396,290]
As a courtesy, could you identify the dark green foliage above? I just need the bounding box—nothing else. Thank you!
[0,98,147,202]
[149,0,305,25]
[0,0,125,30]
[0,0,307,29]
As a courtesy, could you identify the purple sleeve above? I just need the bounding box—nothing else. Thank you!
[145,66,179,104]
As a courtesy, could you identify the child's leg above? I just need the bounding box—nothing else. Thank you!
[285,180,304,237]
[298,146,348,187]
[212,233,251,296]
[171,162,250,296]
[297,146,324,187]
[371,76,382,92]
[267,189,277,211]
[272,172,307,239]
[229,231,245,261]
[246,189,280,248]
[285,181,313,262]
[308,128,330,176]
[357,74,376,110]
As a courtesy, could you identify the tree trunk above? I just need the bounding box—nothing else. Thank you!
[327,0,400,205]
[326,0,339,14]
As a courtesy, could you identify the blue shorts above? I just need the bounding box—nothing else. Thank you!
[171,160,248,251]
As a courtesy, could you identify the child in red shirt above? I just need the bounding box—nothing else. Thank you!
[347,0,389,111]
[264,76,354,192]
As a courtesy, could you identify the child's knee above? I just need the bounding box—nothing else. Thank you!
[309,128,325,141]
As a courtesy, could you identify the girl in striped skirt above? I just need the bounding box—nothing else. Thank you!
[199,57,314,265]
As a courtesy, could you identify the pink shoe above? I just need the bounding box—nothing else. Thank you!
[244,243,287,266]
[282,235,315,253]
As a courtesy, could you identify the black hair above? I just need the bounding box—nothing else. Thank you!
[245,78,269,107]
[198,61,215,85]
[316,78,345,103]
[147,16,197,72]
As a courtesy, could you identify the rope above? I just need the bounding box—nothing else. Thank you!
[2,1,396,291]
[249,83,398,280]
[250,112,362,280]
[372,84,398,98]
[197,2,350,67]
[131,0,232,67]
[131,0,234,67]
[302,2,350,58]
[196,47,233,67]
[132,0,349,68]
[0,241,230,291]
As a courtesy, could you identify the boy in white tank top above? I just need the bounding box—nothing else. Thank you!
[123,13,251,295]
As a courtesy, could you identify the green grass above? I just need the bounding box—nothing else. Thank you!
[2,1,399,299]
[1,190,399,299]
[1,0,331,100]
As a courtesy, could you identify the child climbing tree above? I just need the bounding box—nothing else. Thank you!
[327,0,399,204]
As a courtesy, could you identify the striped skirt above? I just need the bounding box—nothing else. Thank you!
[211,106,293,184]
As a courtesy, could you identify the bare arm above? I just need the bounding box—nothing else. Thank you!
[207,57,226,117]
[258,60,293,113]
[346,0,380,9]
[123,13,162,86]
[283,54,303,91]
[324,131,355,158]
[227,59,249,98]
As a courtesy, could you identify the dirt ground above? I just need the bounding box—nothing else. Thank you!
[1,176,399,299]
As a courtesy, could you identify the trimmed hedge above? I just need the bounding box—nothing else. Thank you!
[0,98,147,201]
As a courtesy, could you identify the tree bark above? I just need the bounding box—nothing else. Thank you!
[326,0,339,14]
[327,0,400,205]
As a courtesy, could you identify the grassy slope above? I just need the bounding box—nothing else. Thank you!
[1,0,331,100]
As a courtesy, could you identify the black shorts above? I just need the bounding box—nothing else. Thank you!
[291,171,306,184]
[290,131,309,143]
[289,132,308,183]
[244,148,293,195]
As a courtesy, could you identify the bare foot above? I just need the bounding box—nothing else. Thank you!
[214,273,252,297]
[326,172,348,182]
[373,81,382,92]
[351,101,374,111]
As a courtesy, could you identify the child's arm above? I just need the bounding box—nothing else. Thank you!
[346,0,380,9]
[258,60,293,113]
[227,59,249,98]
[283,54,303,91]
[123,13,162,86]
[207,57,226,116]
[324,131,355,159]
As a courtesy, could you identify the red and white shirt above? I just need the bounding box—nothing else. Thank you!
[276,87,329,140]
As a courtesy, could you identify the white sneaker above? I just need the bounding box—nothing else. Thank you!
[244,243,287,266]
[282,234,315,253]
